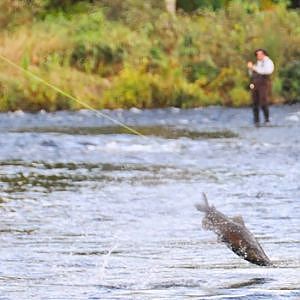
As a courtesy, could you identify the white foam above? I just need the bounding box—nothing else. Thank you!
[170,107,180,113]
[10,109,24,116]
[78,109,92,115]
[130,107,142,114]
[99,140,182,153]
[179,119,189,125]
[286,114,299,122]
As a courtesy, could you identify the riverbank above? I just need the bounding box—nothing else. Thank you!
[0,1,300,112]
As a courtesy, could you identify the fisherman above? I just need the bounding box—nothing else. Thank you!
[247,49,274,126]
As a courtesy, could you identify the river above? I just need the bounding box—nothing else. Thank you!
[0,105,299,299]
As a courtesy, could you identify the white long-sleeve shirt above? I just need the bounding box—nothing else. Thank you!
[252,56,274,75]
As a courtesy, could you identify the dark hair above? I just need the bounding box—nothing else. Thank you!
[254,49,268,56]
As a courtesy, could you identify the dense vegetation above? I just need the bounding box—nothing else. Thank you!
[0,0,300,111]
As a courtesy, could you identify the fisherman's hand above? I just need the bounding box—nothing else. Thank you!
[247,61,253,69]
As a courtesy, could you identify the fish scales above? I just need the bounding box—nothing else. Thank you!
[196,193,272,266]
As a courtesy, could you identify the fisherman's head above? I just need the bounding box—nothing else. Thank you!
[254,49,268,61]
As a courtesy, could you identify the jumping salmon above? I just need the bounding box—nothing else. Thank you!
[195,193,272,266]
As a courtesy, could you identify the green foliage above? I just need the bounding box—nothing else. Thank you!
[97,0,165,25]
[280,61,300,102]
[149,73,211,108]
[1,0,300,111]
[229,86,251,107]
[0,73,67,112]
[184,61,219,84]
[208,67,249,105]
[177,0,290,12]
[102,64,220,109]
[68,11,135,76]
[177,0,228,12]
[0,63,107,112]
[289,0,300,8]
[101,67,152,109]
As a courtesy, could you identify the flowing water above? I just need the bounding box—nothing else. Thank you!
[0,105,299,299]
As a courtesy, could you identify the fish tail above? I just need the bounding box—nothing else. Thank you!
[195,192,210,212]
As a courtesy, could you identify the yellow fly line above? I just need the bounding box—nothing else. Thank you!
[0,53,146,138]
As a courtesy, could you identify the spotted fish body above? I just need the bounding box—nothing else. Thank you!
[196,193,272,266]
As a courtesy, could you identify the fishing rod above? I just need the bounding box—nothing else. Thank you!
[0,53,147,138]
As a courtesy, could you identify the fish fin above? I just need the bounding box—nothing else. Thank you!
[231,215,245,226]
[195,192,210,212]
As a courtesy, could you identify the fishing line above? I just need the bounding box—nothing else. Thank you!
[0,55,152,283]
[0,53,147,138]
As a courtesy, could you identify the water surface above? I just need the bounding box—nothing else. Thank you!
[0,105,299,299]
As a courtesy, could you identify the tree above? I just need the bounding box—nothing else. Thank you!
[289,0,300,8]
[176,0,228,12]
[165,0,176,14]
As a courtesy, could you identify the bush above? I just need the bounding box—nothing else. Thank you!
[177,0,227,12]
[101,64,221,109]
[102,67,152,109]
[149,72,220,108]
[208,67,249,105]
[71,43,124,75]
[184,60,219,84]
[280,60,300,103]
[229,86,251,107]
[0,63,107,112]
[69,11,137,76]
